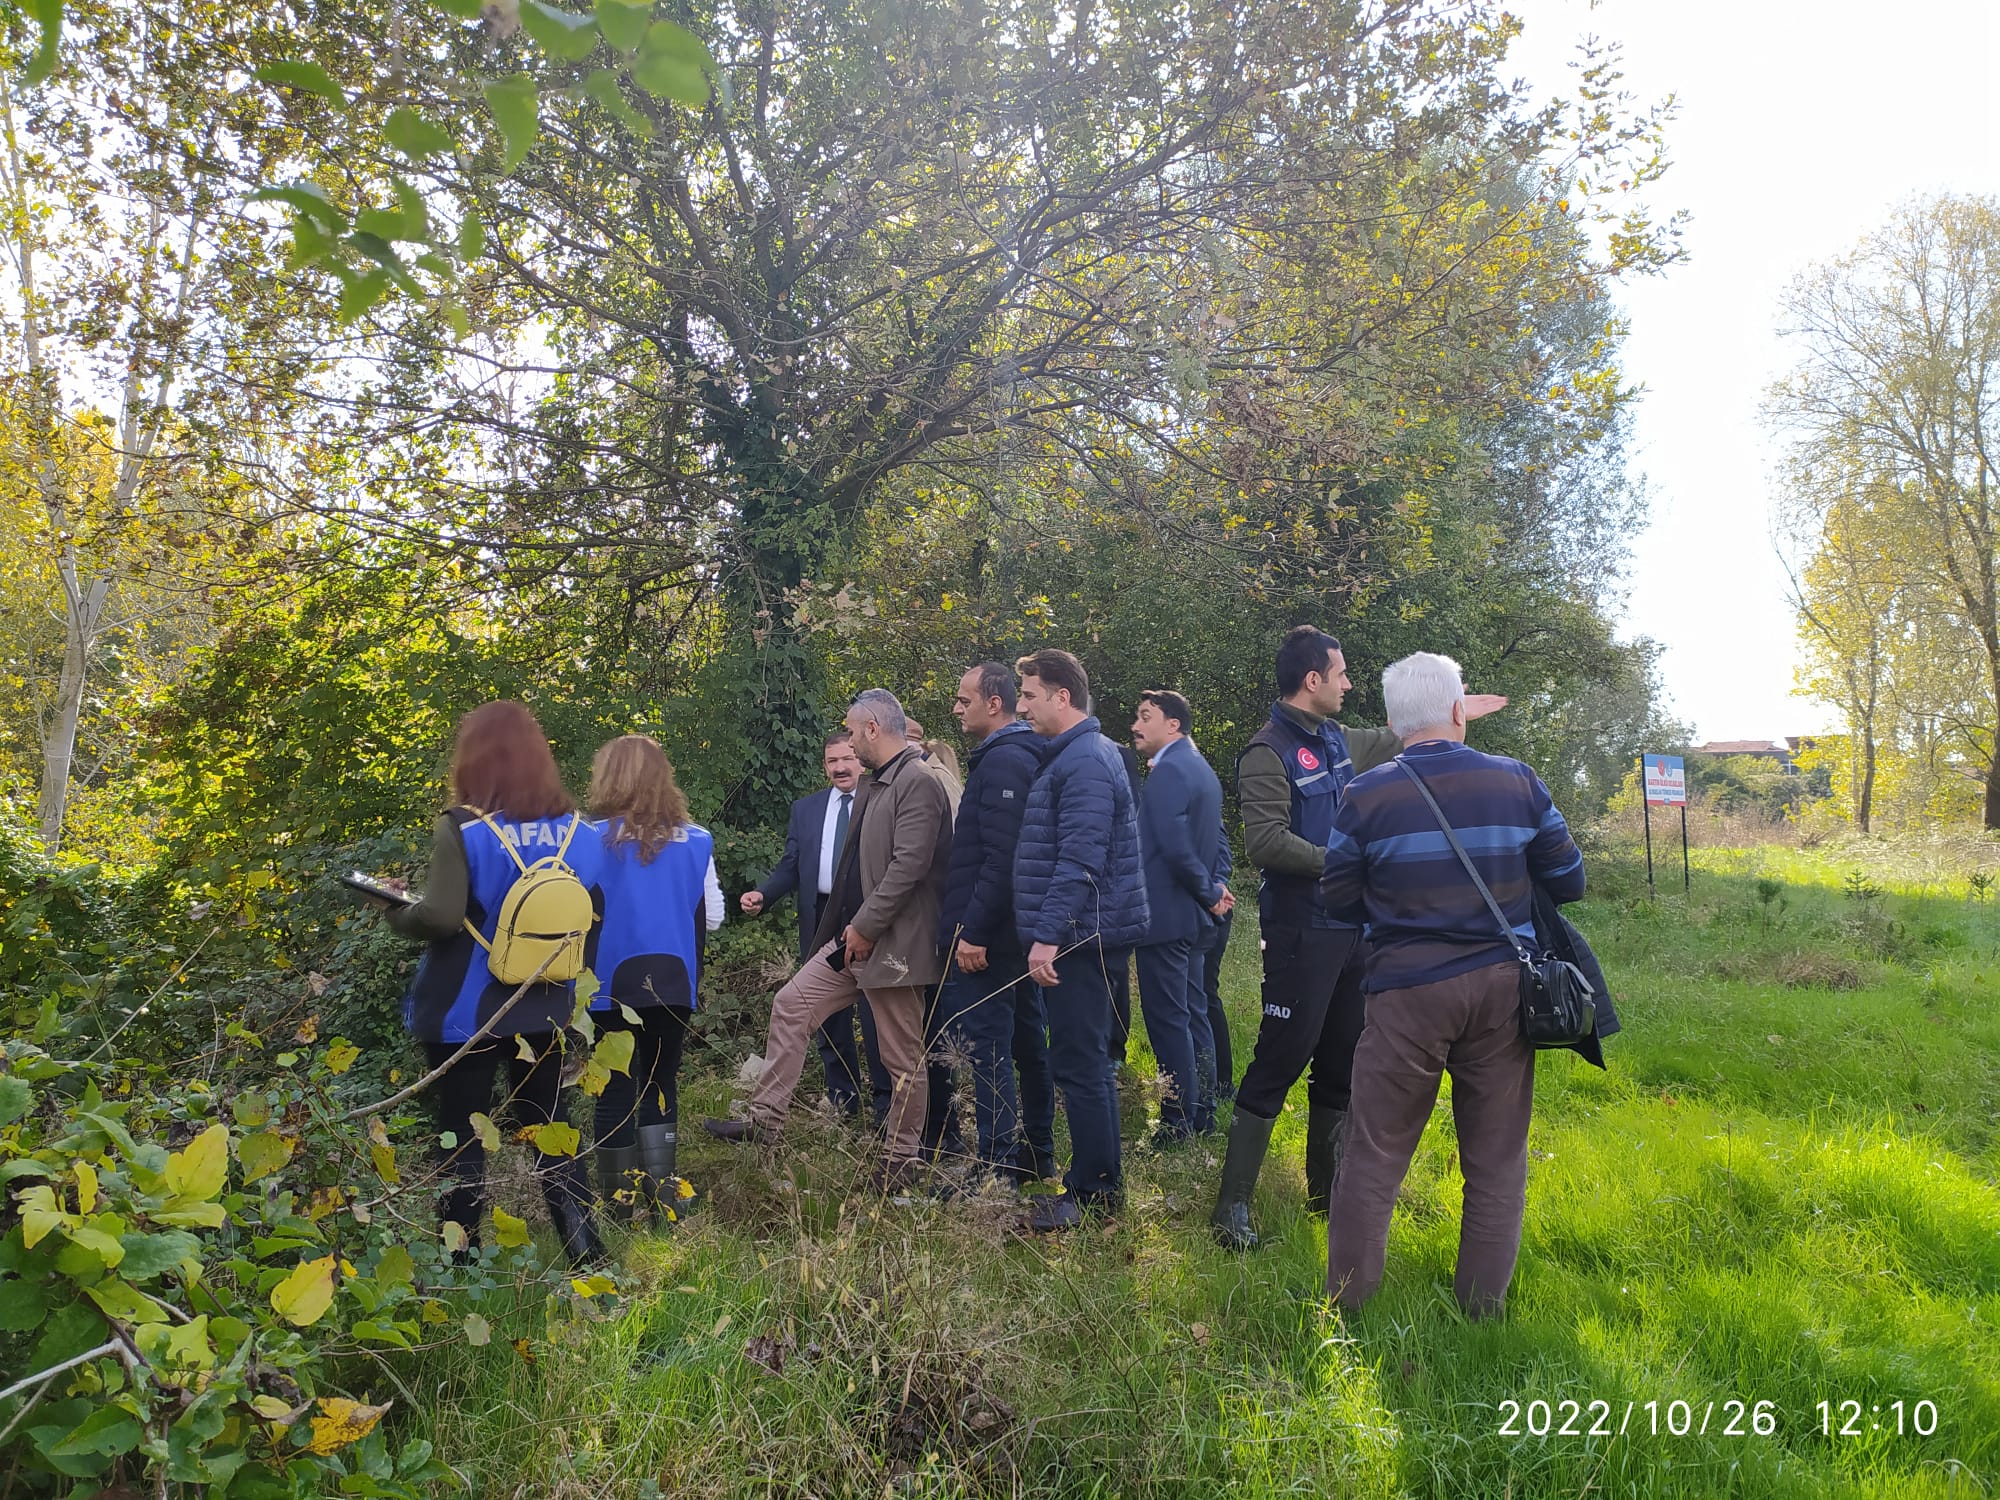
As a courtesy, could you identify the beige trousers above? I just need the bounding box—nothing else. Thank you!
[747,941,929,1164]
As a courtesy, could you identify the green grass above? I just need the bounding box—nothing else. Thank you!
[399,844,2000,1497]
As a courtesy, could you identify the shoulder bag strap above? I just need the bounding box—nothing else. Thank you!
[464,805,533,876]
[553,811,580,865]
[457,805,528,952]
[1393,758,1532,962]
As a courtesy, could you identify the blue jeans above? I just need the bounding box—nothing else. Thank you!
[1135,936,1216,1135]
[1044,940,1126,1205]
[931,946,1057,1175]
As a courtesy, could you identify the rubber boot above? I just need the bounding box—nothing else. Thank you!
[1209,1107,1276,1251]
[597,1145,640,1226]
[1303,1105,1349,1215]
[635,1123,678,1220]
[542,1177,607,1268]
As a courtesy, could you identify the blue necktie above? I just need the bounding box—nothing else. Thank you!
[832,792,852,864]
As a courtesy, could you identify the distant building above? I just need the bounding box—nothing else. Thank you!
[1690,739,1799,773]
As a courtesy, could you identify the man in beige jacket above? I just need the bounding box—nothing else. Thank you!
[705,688,952,1189]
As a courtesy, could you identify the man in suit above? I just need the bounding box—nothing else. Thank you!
[1129,690,1235,1142]
[741,730,891,1121]
[707,689,953,1191]
[1105,725,1143,1066]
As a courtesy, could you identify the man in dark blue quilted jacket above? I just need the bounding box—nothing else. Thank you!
[1012,648,1151,1230]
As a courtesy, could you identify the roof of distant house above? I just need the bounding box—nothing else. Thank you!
[1692,739,1793,756]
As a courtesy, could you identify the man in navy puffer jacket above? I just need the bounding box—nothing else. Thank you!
[1012,648,1150,1230]
[923,662,1059,1182]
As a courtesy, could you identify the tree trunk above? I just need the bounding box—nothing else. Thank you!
[1856,732,1875,834]
[37,558,109,852]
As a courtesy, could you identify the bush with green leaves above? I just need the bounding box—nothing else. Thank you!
[0,995,640,1496]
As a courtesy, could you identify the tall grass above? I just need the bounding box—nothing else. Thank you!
[395,847,2000,1497]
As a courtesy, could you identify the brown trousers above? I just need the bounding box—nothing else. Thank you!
[747,941,929,1165]
[1326,961,1536,1318]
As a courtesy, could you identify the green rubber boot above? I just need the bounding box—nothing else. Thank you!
[597,1145,640,1226]
[1303,1105,1349,1215]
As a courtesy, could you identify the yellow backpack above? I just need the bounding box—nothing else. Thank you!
[462,809,594,986]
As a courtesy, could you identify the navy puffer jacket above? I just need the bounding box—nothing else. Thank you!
[939,719,1043,951]
[1013,716,1151,950]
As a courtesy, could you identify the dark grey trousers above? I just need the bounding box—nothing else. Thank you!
[1327,961,1536,1318]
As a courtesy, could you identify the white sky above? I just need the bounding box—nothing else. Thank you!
[1506,0,2000,742]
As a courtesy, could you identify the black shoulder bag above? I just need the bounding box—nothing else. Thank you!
[1394,759,1596,1048]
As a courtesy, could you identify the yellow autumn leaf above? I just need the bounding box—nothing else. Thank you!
[592,1028,635,1076]
[18,1184,69,1248]
[165,1124,230,1201]
[675,1177,695,1200]
[577,1058,613,1097]
[305,1397,390,1455]
[439,1221,469,1254]
[570,1274,617,1298]
[74,1161,98,1214]
[370,1143,399,1185]
[467,1112,501,1151]
[492,1206,532,1248]
[525,1121,580,1157]
[324,1040,361,1074]
[270,1255,337,1327]
[250,1394,297,1420]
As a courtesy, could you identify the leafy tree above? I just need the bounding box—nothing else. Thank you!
[1774,194,2000,828]
[276,0,1678,820]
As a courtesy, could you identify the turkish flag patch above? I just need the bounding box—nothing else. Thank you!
[1296,747,1321,771]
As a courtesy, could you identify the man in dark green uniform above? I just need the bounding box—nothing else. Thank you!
[1209,626,1505,1249]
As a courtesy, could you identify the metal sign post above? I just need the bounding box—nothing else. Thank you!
[1642,754,1688,899]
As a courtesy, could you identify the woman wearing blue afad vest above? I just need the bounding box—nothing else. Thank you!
[586,734,720,1223]
[382,700,608,1266]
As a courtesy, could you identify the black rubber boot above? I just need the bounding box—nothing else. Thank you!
[1209,1107,1276,1251]
[1303,1105,1349,1215]
[597,1146,640,1226]
[542,1177,607,1268]
[635,1124,678,1219]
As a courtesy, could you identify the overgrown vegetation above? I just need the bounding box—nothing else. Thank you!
[10,840,2000,1495]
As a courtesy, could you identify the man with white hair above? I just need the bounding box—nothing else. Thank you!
[705,688,953,1191]
[1320,651,1586,1318]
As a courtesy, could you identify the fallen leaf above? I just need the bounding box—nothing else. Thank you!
[464,1313,491,1346]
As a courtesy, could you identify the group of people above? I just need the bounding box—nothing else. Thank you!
[375,625,1595,1317]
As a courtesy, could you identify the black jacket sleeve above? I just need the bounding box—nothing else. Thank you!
[960,743,1035,948]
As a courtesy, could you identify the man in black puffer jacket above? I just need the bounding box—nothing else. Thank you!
[924,662,1059,1182]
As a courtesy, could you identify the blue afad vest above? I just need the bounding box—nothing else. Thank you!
[405,809,607,1045]
[1239,704,1355,930]
[590,820,714,1013]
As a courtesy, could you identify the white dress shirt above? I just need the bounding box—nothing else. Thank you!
[817,787,854,895]
[702,857,724,932]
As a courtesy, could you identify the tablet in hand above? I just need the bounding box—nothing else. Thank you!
[341,870,418,906]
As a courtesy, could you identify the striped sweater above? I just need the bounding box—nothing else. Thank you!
[1319,739,1586,994]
